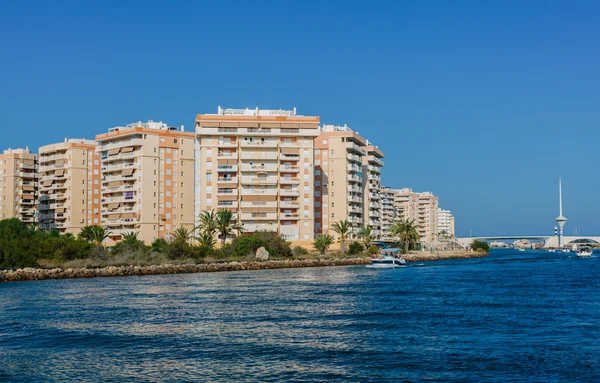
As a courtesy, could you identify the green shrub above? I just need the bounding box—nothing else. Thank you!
[470,239,490,253]
[348,241,364,255]
[292,246,308,256]
[231,235,268,257]
[368,245,380,255]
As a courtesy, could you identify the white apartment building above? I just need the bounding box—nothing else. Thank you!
[437,208,455,238]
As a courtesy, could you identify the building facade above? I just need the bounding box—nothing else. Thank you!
[437,208,455,238]
[380,186,397,240]
[96,120,195,244]
[393,188,439,245]
[0,148,38,224]
[362,143,384,239]
[38,139,102,235]
[195,107,319,245]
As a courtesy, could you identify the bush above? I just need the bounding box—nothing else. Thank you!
[292,246,308,256]
[368,245,380,255]
[470,239,490,253]
[348,241,364,255]
[231,231,292,258]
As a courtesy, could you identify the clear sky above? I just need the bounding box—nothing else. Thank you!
[1,0,599,236]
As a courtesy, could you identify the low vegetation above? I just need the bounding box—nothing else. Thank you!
[470,239,491,253]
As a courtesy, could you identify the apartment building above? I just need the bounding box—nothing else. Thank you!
[380,186,397,239]
[96,120,195,244]
[38,139,101,234]
[195,107,319,245]
[362,143,384,239]
[437,208,455,237]
[393,188,439,245]
[315,124,367,238]
[0,148,38,224]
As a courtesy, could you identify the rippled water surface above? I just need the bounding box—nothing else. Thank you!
[2,249,600,382]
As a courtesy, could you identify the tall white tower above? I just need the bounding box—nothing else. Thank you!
[556,175,567,247]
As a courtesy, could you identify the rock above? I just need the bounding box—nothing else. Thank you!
[255,247,269,260]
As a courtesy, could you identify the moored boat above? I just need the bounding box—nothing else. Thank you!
[367,248,406,268]
[576,246,593,257]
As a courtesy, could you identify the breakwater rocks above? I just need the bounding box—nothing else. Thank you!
[403,251,489,262]
[0,257,371,283]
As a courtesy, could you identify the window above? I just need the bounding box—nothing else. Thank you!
[315,170,321,176]
[206,173,212,182]
[315,212,321,218]
[315,159,320,165]
[315,191,321,197]
[322,139,328,144]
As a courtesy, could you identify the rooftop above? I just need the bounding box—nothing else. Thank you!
[108,120,184,133]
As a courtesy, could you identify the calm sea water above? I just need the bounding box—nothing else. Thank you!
[1,249,600,382]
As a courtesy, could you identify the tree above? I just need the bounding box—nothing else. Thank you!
[171,227,194,244]
[357,226,373,247]
[112,231,145,254]
[79,225,111,247]
[215,209,244,248]
[196,210,217,235]
[197,231,217,248]
[331,220,352,253]
[313,234,335,255]
[390,219,420,254]
[470,239,490,253]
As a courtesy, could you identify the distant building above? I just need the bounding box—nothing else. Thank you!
[437,208,455,238]
[0,148,38,224]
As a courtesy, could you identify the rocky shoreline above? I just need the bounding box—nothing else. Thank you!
[0,251,488,283]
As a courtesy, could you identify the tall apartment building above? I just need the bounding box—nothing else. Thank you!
[195,107,319,245]
[362,143,384,239]
[38,139,102,234]
[394,188,439,245]
[0,148,38,224]
[437,208,455,237]
[380,186,397,239]
[315,124,367,237]
[96,120,195,244]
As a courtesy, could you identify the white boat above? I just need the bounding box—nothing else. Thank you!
[547,249,556,253]
[367,248,406,268]
[577,247,593,257]
[518,248,525,252]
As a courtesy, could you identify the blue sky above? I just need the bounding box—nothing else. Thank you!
[1,0,599,236]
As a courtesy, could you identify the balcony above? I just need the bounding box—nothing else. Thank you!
[98,138,145,152]
[347,195,362,204]
[102,162,136,173]
[348,185,363,193]
[217,189,238,196]
[240,140,278,148]
[347,154,361,163]
[217,141,238,148]
[241,163,278,172]
[280,213,299,220]
[240,213,278,221]
[279,178,299,185]
[279,165,299,173]
[280,153,299,161]
[279,201,300,209]
[241,176,277,185]
[348,216,363,224]
[369,165,381,174]
[19,171,37,179]
[217,177,238,184]
[240,201,277,208]
[280,189,299,197]
[369,193,381,200]
[369,174,381,182]
[217,165,238,172]
[348,174,361,183]
[240,188,278,196]
[280,141,300,148]
[217,201,239,209]
[240,151,278,160]
[348,164,361,173]
[369,202,380,209]
[242,223,278,232]
[346,142,366,155]
[368,156,384,167]
[368,183,380,191]
[217,152,238,160]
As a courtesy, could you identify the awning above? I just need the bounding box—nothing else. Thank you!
[55,208,65,213]
[217,159,237,165]
[55,169,65,176]
[280,147,299,154]
[218,195,237,201]
[23,159,35,165]
[122,168,134,176]
[120,213,136,219]
[23,186,35,191]
[244,207,276,213]
[107,203,119,210]
[160,214,166,220]
[55,159,66,165]
[108,214,120,220]
[242,195,276,202]
[108,181,122,188]
[121,147,134,153]
[43,180,53,186]
[22,195,34,200]
[107,148,120,156]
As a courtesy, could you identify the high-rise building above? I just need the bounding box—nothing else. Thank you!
[437,208,455,238]
[362,143,384,239]
[315,124,367,238]
[380,186,397,239]
[315,124,384,239]
[392,188,439,245]
[96,120,195,244]
[0,148,38,224]
[195,107,320,245]
[38,139,101,234]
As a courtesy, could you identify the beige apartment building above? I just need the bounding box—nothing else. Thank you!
[38,139,102,234]
[362,143,384,239]
[314,124,384,240]
[393,188,439,245]
[437,208,455,238]
[195,107,319,246]
[380,186,397,239]
[0,148,38,224]
[96,120,195,244]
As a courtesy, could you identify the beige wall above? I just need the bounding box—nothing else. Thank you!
[0,148,38,224]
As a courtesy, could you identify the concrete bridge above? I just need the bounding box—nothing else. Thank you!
[455,236,600,249]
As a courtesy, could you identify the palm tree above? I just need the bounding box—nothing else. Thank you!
[313,234,335,255]
[122,231,140,242]
[79,225,112,247]
[196,210,217,235]
[215,209,244,248]
[171,227,194,244]
[331,220,352,253]
[197,231,217,248]
[390,219,420,254]
[357,226,372,248]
